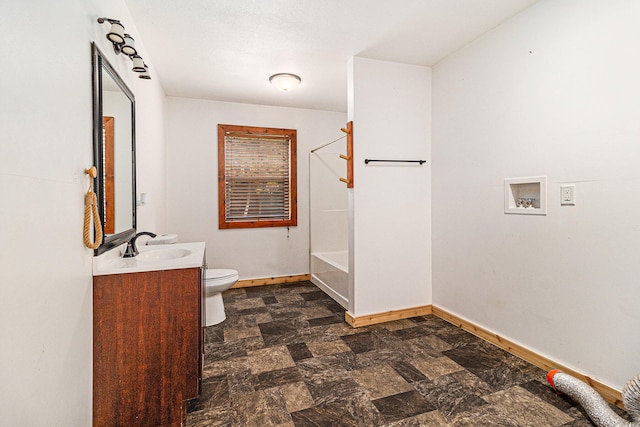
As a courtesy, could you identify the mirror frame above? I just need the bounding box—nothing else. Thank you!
[91,43,137,255]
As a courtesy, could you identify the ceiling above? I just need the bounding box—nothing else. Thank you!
[125,0,539,112]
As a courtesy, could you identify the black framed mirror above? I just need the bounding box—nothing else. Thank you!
[91,43,136,255]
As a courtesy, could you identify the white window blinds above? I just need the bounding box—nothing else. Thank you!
[218,125,297,229]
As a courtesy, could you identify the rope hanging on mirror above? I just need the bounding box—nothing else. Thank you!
[83,167,103,249]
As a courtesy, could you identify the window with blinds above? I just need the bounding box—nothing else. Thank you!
[218,124,297,229]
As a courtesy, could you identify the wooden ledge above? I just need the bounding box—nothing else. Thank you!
[232,274,311,288]
[345,305,433,328]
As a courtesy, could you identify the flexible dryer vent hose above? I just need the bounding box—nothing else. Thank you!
[547,370,640,427]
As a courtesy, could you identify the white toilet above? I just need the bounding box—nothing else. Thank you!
[205,268,239,326]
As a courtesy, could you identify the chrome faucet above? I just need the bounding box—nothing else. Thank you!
[123,231,157,258]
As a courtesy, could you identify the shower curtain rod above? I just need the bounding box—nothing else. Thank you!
[310,134,346,153]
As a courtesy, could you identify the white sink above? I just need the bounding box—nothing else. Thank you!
[93,242,205,276]
[136,248,192,261]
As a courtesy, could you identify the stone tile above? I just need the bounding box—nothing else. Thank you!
[280,381,315,412]
[442,342,507,374]
[259,319,308,346]
[250,311,274,324]
[475,360,536,391]
[350,365,413,400]
[448,369,494,396]
[205,326,224,343]
[300,291,326,301]
[221,288,246,303]
[411,356,465,379]
[245,286,279,298]
[255,366,304,391]
[298,325,345,346]
[237,336,265,352]
[186,405,233,427]
[435,326,483,348]
[296,354,350,385]
[451,404,520,426]
[230,297,266,311]
[416,334,454,352]
[219,314,254,329]
[387,410,452,427]
[287,342,314,361]
[307,315,343,327]
[270,308,306,322]
[306,340,351,357]
[290,402,361,426]
[203,356,250,378]
[293,392,383,425]
[379,319,422,331]
[322,322,363,337]
[205,341,246,362]
[324,300,346,314]
[482,386,575,427]
[262,295,278,305]
[188,374,229,411]
[333,350,359,371]
[231,388,292,427]
[300,305,335,319]
[372,390,437,423]
[228,366,258,395]
[340,331,384,354]
[306,377,364,406]
[275,294,306,304]
[354,348,405,370]
[402,336,445,360]
[223,326,262,342]
[393,325,436,341]
[414,375,488,418]
[342,393,387,426]
[389,360,428,383]
[238,306,270,317]
[247,345,296,375]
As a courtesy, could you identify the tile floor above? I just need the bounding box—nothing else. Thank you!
[186,281,628,426]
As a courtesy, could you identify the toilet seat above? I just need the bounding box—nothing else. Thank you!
[206,269,238,281]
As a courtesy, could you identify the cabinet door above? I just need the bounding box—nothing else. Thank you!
[159,268,201,400]
[94,270,164,426]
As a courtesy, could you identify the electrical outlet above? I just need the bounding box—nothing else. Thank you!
[560,184,575,205]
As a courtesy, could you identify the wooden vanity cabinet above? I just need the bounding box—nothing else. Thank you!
[93,267,204,427]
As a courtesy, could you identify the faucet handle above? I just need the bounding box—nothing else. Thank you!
[123,231,157,258]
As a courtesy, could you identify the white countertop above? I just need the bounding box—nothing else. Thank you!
[93,242,206,276]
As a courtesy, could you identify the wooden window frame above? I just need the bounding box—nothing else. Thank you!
[218,124,297,229]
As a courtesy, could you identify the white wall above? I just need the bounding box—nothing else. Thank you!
[0,0,166,423]
[432,0,640,391]
[348,57,432,316]
[165,97,346,279]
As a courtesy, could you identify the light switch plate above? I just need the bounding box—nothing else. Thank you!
[560,184,575,205]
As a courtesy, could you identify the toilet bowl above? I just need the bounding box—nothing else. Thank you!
[205,269,239,326]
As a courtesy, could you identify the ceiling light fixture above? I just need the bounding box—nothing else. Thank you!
[269,73,301,92]
[97,17,150,80]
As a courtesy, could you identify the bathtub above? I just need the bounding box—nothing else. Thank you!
[310,251,348,309]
